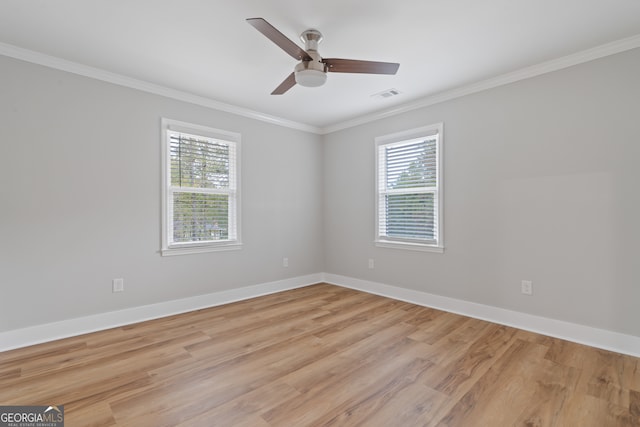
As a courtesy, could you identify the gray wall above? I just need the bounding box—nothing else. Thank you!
[2,48,639,339]
[0,55,324,332]
[323,48,640,337]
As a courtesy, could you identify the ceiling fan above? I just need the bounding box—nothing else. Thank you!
[246,18,400,95]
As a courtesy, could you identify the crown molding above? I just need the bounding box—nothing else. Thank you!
[0,41,322,135]
[320,34,640,134]
[1,34,638,136]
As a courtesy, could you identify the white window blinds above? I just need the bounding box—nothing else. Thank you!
[375,124,443,251]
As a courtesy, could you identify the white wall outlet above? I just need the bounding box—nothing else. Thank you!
[112,278,124,293]
[283,257,289,268]
[368,259,375,269]
[521,280,533,296]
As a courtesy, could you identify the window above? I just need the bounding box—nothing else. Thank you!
[375,123,443,252]
[161,118,241,255]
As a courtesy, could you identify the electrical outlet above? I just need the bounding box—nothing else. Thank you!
[368,259,375,269]
[112,278,124,293]
[521,280,533,296]
[283,257,289,268]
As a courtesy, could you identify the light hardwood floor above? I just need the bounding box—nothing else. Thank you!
[1,283,639,426]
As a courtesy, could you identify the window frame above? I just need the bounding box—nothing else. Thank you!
[161,118,242,256]
[374,123,444,253]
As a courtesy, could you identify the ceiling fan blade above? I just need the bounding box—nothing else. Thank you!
[271,72,297,95]
[323,58,400,75]
[247,18,312,61]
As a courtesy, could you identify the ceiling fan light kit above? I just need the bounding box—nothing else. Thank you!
[246,17,400,94]
[295,68,327,87]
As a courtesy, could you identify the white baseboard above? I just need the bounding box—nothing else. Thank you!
[323,273,640,358]
[0,273,322,353]
[3,272,639,358]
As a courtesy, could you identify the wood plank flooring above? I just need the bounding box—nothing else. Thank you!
[1,283,639,426]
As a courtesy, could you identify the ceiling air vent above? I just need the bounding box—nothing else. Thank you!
[371,88,402,100]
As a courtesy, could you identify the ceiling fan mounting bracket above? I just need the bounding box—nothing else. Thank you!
[300,29,323,52]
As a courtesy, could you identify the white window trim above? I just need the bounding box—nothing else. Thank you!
[374,123,444,253]
[161,118,242,256]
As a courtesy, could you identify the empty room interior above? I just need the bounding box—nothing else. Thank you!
[1,1,640,426]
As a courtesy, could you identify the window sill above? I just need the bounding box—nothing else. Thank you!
[375,240,444,253]
[161,242,243,256]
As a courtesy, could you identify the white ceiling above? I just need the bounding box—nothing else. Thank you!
[1,0,639,131]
